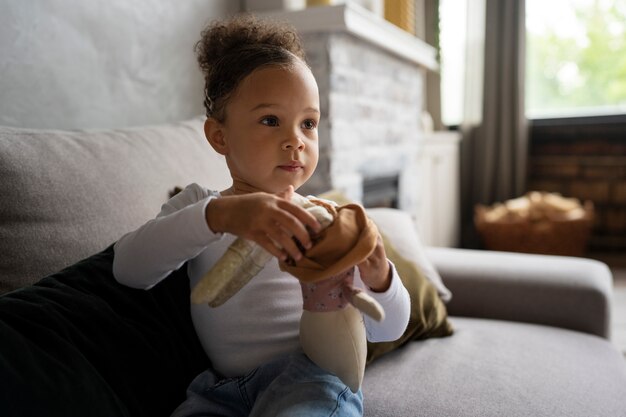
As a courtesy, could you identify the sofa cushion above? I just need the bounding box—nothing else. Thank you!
[362,317,626,417]
[0,245,209,417]
[0,117,230,293]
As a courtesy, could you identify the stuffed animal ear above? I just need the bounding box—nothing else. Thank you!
[191,239,272,307]
[204,118,228,155]
[191,194,337,307]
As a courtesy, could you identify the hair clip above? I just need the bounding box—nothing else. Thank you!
[204,87,214,116]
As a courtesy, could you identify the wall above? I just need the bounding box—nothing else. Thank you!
[528,119,626,253]
[0,0,239,129]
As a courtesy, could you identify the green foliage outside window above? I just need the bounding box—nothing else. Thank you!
[526,0,626,118]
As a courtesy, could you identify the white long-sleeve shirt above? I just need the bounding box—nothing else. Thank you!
[113,183,410,377]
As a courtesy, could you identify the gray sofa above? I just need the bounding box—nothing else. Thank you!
[1,117,625,417]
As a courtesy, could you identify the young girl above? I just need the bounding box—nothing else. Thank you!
[113,14,410,417]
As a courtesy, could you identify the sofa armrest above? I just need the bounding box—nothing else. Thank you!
[425,247,613,339]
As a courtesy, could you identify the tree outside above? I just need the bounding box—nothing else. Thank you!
[526,0,626,118]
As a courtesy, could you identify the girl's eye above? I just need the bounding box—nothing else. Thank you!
[302,119,317,130]
[260,116,279,127]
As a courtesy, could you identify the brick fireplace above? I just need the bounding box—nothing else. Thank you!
[264,4,437,215]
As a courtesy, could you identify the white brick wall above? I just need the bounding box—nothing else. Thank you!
[300,32,424,215]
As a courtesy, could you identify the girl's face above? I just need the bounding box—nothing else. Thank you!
[211,61,320,194]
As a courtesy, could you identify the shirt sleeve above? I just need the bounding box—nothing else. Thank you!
[356,261,411,343]
[112,183,223,290]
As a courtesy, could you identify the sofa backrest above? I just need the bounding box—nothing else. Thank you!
[0,117,231,293]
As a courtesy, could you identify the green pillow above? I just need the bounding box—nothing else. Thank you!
[366,234,454,364]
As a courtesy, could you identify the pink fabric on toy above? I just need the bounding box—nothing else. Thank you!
[301,267,362,312]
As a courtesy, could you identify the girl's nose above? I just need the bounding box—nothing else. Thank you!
[282,133,305,151]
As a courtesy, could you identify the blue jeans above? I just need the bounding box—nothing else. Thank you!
[171,352,363,417]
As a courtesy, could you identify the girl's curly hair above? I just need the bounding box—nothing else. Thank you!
[195,14,307,121]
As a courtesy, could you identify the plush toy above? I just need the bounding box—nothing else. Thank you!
[191,194,385,392]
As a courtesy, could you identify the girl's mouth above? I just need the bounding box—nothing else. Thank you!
[278,162,304,172]
[278,165,303,173]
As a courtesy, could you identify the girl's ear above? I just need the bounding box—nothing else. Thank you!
[204,118,228,155]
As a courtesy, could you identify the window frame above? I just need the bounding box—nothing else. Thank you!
[529,114,626,143]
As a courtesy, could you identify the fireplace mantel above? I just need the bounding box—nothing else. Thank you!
[261,4,438,70]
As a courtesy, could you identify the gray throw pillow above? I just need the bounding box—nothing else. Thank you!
[0,117,230,293]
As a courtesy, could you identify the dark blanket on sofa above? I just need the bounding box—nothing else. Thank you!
[0,245,210,417]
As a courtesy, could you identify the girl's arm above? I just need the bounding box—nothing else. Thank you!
[358,262,411,343]
[113,183,223,290]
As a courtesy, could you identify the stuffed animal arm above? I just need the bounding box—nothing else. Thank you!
[190,193,384,392]
[191,195,332,307]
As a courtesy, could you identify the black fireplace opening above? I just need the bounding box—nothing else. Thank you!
[362,175,399,209]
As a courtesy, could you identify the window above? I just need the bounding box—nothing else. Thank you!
[439,0,468,126]
[526,0,626,119]
[438,0,626,124]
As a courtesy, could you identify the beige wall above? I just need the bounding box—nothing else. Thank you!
[0,0,240,129]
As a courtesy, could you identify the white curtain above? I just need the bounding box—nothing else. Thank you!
[459,0,528,248]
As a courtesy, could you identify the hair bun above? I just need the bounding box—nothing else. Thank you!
[196,14,305,75]
[195,13,309,120]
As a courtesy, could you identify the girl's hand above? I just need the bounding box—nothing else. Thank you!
[205,186,322,262]
[358,234,392,292]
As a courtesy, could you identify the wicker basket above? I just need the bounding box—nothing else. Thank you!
[475,200,594,257]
